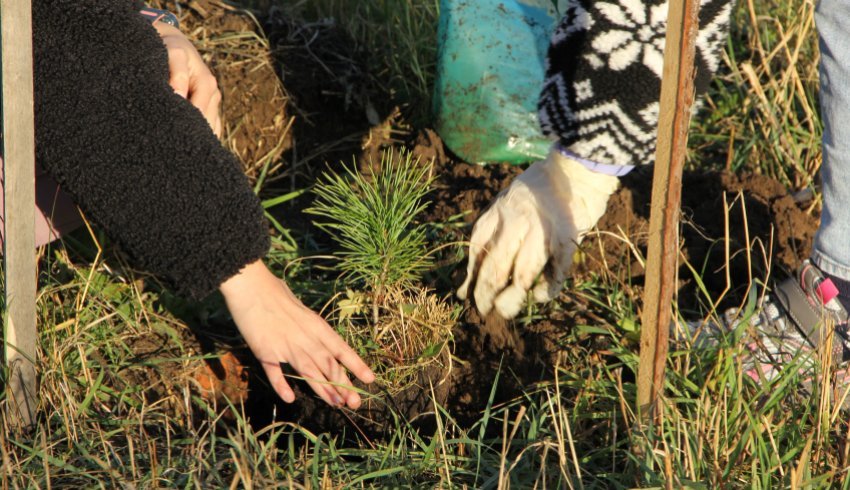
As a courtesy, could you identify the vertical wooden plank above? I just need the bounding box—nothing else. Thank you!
[636,0,700,422]
[2,0,38,427]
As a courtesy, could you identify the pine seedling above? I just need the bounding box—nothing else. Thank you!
[308,149,434,322]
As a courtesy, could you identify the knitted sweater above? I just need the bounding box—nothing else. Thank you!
[30,0,270,299]
[538,0,734,168]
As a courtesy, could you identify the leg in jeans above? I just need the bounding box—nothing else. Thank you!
[811,0,850,282]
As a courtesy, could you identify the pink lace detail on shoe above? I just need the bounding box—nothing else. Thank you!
[817,278,840,305]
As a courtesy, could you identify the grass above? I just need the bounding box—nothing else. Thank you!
[690,0,821,192]
[240,0,439,124]
[0,0,841,488]
[298,0,439,124]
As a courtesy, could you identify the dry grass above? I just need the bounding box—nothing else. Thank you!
[695,0,820,194]
[334,286,456,399]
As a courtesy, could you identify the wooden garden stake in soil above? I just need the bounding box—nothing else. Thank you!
[2,0,38,427]
[636,0,701,422]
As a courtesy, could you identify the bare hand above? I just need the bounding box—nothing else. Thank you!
[153,22,223,138]
[220,261,375,408]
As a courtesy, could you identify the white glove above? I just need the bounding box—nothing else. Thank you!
[458,148,620,319]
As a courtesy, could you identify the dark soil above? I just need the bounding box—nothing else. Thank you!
[588,169,819,312]
[417,138,821,424]
[244,351,453,438]
[421,150,819,308]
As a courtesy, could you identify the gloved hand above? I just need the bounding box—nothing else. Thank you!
[458,148,619,319]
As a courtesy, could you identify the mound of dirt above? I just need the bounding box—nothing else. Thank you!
[585,169,819,311]
[416,135,821,422]
[147,0,293,180]
[422,149,820,311]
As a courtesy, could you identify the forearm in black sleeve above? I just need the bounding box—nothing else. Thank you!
[32,0,270,299]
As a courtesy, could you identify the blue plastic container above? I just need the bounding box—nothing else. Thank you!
[434,0,565,164]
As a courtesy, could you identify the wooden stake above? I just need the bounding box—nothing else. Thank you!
[637,0,700,422]
[2,0,38,428]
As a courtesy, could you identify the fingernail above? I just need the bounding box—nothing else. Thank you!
[334,396,344,406]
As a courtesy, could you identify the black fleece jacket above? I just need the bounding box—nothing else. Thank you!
[30,0,270,299]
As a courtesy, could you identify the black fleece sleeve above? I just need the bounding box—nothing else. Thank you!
[32,0,271,299]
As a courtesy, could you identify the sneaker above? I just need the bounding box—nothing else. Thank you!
[685,260,850,384]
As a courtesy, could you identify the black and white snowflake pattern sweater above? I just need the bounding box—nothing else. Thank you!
[538,0,734,168]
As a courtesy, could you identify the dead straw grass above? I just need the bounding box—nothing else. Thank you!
[697,0,820,193]
[330,285,456,401]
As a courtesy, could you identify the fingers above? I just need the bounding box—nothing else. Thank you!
[319,353,360,410]
[260,349,359,408]
[458,209,501,301]
[289,321,374,409]
[188,71,218,109]
[301,344,362,409]
[206,92,223,138]
[334,372,360,410]
[211,116,223,140]
[532,237,575,303]
[189,71,222,134]
[319,326,375,409]
[473,215,530,316]
[166,47,190,99]
[262,362,295,403]
[493,222,548,319]
[324,330,376,385]
[163,36,222,137]
[297,357,348,407]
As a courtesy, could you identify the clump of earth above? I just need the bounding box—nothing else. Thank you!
[418,136,820,425]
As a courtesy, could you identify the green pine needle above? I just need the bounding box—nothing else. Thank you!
[307,149,434,292]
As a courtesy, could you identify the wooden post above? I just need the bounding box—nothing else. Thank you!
[636,0,700,422]
[2,0,38,427]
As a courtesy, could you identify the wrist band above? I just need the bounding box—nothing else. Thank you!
[554,143,635,177]
[139,7,179,29]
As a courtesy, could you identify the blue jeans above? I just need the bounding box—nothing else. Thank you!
[810,0,850,280]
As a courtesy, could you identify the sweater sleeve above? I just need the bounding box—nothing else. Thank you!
[537,0,734,168]
[32,0,271,299]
